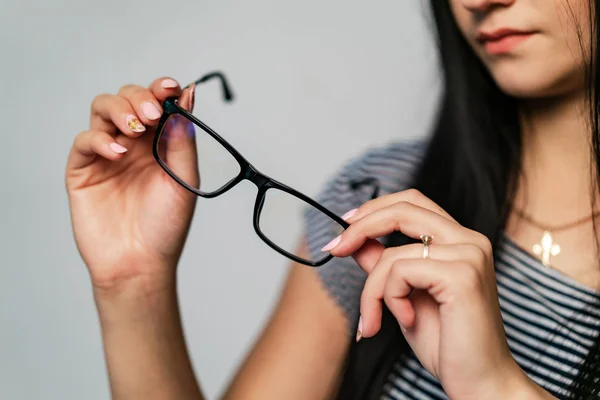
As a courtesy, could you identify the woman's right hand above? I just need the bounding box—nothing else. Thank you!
[66,77,197,291]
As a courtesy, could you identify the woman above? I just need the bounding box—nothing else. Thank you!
[65,0,600,399]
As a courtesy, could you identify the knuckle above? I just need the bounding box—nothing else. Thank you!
[382,287,396,306]
[90,93,111,110]
[456,262,481,291]
[477,234,493,257]
[117,84,141,96]
[129,90,154,103]
[390,201,411,225]
[395,200,413,212]
[403,188,424,202]
[355,203,370,216]
[75,130,88,139]
[466,244,487,267]
[390,259,408,278]
[75,130,93,144]
[91,131,106,144]
[73,131,86,147]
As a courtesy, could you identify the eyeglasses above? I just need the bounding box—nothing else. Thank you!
[153,72,379,267]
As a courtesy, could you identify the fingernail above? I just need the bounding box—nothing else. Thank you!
[189,83,196,112]
[141,102,161,120]
[110,142,128,154]
[321,235,341,252]
[342,208,358,221]
[400,324,407,334]
[161,78,179,89]
[356,316,363,342]
[125,115,145,133]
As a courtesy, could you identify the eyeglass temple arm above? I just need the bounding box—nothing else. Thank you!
[349,177,380,200]
[191,71,235,102]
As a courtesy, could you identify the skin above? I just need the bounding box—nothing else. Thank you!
[65,0,596,399]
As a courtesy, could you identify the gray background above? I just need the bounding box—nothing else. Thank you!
[0,1,440,398]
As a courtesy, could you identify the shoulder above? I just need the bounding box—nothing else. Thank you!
[316,137,429,208]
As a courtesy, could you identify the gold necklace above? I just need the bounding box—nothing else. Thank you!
[512,208,600,267]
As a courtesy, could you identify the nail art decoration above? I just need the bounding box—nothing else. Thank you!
[126,115,145,133]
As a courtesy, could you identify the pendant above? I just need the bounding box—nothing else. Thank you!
[532,231,561,267]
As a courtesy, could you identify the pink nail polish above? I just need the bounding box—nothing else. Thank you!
[189,83,195,112]
[342,208,358,221]
[125,115,145,133]
[321,235,341,252]
[356,316,363,342]
[141,102,161,120]
[161,78,179,88]
[110,142,128,154]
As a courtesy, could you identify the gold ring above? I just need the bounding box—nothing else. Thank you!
[420,235,433,259]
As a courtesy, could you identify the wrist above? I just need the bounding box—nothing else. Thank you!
[460,360,554,400]
[92,268,178,327]
[510,373,555,400]
[494,363,555,400]
[91,259,177,301]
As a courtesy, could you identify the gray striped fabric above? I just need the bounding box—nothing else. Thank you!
[303,139,600,399]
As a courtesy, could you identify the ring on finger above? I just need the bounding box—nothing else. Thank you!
[420,234,434,259]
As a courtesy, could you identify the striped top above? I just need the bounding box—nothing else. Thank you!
[303,139,600,399]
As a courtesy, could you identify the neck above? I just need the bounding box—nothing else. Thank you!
[515,89,597,218]
[507,90,600,280]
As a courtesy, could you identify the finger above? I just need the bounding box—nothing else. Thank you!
[329,201,474,260]
[158,86,199,187]
[67,130,128,170]
[350,239,386,274]
[89,94,147,137]
[178,84,194,113]
[148,76,184,102]
[116,84,165,126]
[383,258,475,328]
[345,188,456,224]
[359,243,480,337]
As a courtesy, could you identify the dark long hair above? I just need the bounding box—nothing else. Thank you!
[336,1,600,399]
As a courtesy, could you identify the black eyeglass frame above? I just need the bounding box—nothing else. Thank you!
[153,72,378,267]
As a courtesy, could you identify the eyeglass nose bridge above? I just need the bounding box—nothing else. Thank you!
[243,164,270,188]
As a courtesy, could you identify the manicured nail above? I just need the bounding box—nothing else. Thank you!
[125,115,145,133]
[342,208,358,221]
[110,142,128,154]
[161,78,179,89]
[321,235,341,252]
[356,316,363,342]
[189,83,195,112]
[141,102,161,120]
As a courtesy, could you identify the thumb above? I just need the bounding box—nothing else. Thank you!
[158,85,200,189]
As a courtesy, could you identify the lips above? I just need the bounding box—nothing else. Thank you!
[476,28,536,54]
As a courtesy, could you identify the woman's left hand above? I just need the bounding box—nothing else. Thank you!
[323,189,554,400]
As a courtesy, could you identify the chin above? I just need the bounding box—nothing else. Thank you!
[486,59,585,100]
